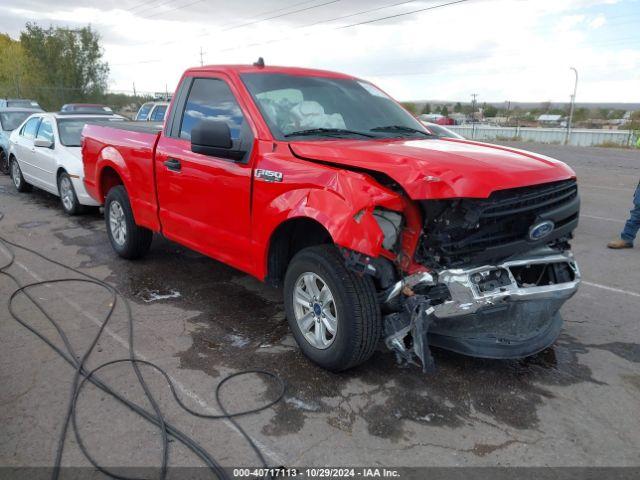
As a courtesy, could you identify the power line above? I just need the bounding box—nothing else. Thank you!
[142,0,206,19]
[338,0,471,29]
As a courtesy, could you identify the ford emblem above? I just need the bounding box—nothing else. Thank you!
[529,220,555,241]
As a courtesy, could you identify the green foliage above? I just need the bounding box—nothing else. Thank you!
[483,105,498,117]
[19,23,109,110]
[0,24,110,110]
[401,102,418,114]
[454,102,462,113]
[441,105,449,117]
[421,103,431,114]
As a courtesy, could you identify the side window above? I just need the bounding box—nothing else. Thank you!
[150,105,167,122]
[180,78,246,141]
[22,117,41,139]
[36,119,54,143]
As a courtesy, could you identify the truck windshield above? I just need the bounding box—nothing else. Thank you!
[241,73,430,141]
[0,112,32,131]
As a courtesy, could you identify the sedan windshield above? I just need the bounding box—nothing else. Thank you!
[241,73,430,140]
[0,112,33,131]
[57,117,123,146]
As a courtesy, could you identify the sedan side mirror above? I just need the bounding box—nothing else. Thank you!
[34,139,53,149]
[190,120,245,161]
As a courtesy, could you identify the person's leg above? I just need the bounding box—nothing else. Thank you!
[608,184,640,249]
[621,185,640,243]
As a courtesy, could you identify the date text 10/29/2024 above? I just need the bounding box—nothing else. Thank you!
[233,468,401,478]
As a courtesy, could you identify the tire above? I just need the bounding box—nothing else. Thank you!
[0,150,8,175]
[58,172,86,216]
[284,244,381,371]
[104,185,152,259]
[10,157,32,193]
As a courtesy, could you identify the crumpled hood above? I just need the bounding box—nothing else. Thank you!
[289,138,576,199]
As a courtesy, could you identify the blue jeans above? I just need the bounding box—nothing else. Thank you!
[621,182,640,244]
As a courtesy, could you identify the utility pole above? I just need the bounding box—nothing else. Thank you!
[132,82,137,97]
[471,93,478,139]
[565,67,578,145]
[199,46,204,66]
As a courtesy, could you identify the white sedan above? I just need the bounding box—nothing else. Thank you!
[8,112,124,215]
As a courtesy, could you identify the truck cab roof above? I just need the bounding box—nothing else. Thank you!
[184,64,355,80]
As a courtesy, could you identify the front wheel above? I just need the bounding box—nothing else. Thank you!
[10,158,32,193]
[284,245,382,371]
[105,185,152,259]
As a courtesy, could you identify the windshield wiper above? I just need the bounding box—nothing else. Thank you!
[284,128,376,138]
[370,125,433,136]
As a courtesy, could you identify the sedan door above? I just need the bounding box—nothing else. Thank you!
[12,116,41,181]
[30,117,58,193]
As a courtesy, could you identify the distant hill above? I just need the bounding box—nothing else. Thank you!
[412,100,640,111]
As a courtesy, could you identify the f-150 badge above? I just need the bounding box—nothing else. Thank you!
[255,169,283,183]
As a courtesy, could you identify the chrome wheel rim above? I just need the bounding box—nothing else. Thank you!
[11,161,20,188]
[60,177,74,211]
[109,201,127,246]
[293,272,338,349]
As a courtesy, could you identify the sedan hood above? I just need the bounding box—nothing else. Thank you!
[289,138,576,199]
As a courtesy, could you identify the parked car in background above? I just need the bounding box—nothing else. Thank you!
[7,112,124,214]
[0,98,42,109]
[421,121,464,139]
[82,64,581,372]
[135,101,169,122]
[60,103,116,115]
[0,107,44,175]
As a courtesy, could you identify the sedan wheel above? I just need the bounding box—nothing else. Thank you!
[0,151,8,175]
[293,272,338,349]
[10,159,31,192]
[61,177,74,210]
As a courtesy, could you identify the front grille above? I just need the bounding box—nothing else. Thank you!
[419,179,579,267]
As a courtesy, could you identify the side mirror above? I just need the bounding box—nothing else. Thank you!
[34,139,53,149]
[191,120,245,161]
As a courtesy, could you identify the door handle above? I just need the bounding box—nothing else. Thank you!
[164,158,181,171]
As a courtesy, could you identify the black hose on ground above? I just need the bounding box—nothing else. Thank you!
[0,211,286,480]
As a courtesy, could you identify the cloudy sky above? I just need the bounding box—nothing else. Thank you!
[2,0,639,102]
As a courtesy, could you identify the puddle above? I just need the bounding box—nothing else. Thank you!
[136,288,182,303]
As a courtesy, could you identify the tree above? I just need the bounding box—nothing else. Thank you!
[19,23,109,109]
[483,105,498,117]
[421,103,431,114]
[401,102,418,114]
[441,106,449,117]
[0,34,44,99]
[454,102,462,113]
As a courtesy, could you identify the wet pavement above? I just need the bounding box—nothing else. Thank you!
[0,143,639,469]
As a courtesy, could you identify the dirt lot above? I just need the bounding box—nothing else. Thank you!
[1,143,639,474]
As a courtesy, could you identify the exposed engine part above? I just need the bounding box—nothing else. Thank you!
[339,247,398,291]
[382,271,435,305]
[373,208,403,251]
[383,296,436,373]
[417,179,580,268]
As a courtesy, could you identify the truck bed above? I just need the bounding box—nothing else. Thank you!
[82,122,163,231]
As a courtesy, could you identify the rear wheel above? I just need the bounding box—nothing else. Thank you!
[284,244,381,371]
[105,185,152,259]
[58,172,85,216]
[10,158,32,193]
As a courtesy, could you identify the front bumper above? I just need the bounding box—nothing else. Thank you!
[428,251,580,358]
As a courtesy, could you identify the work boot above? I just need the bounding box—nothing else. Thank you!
[607,239,633,249]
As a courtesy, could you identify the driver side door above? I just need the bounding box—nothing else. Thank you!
[155,74,256,273]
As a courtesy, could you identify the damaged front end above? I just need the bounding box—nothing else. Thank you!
[376,179,582,370]
[382,250,580,370]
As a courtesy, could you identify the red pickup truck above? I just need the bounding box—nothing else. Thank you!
[82,63,581,372]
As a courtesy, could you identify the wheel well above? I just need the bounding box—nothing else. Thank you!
[56,167,67,181]
[100,166,124,201]
[266,218,332,287]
